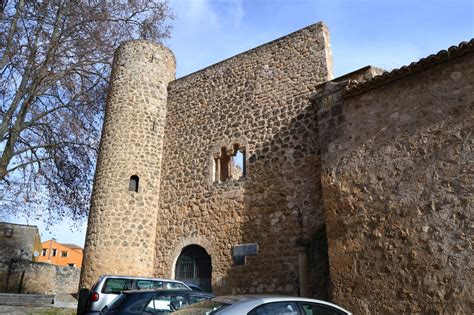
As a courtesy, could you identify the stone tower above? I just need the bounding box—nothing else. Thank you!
[80,41,175,288]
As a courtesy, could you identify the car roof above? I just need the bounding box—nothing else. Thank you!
[212,295,352,314]
[99,275,186,283]
[122,289,212,296]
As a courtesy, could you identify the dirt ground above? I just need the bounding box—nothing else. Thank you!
[0,305,76,315]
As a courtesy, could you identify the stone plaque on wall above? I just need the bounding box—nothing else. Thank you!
[233,243,258,256]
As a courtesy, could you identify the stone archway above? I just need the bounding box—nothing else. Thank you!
[175,245,212,292]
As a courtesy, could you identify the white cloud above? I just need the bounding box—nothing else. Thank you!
[170,0,245,34]
[170,0,220,32]
[227,0,245,28]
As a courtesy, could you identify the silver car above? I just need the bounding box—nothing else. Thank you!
[85,275,192,314]
[173,295,352,315]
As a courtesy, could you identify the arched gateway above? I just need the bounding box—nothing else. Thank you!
[175,245,212,292]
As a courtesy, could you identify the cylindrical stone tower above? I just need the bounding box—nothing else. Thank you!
[80,40,175,289]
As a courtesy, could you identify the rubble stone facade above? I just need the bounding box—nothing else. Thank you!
[80,21,473,313]
[156,22,332,296]
[315,46,473,314]
[80,41,176,287]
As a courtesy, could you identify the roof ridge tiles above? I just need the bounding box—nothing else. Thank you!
[344,38,474,97]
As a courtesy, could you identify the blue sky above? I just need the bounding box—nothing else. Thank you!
[167,0,473,78]
[14,0,473,246]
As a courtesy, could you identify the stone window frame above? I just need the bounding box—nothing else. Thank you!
[61,251,68,257]
[41,248,47,256]
[52,248,57,257]
[209,141,247,185]
[169,236,213,280]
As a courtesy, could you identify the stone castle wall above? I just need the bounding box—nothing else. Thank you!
[0,260,80,294]
[155,22,333,295]
[79,19,473,313]
[0,223,41,262]
[80,41,176,288]
[316,51,473,313]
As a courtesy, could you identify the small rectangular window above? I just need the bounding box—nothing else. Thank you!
[61,251,68,257]
[68,263,75,267]
[52,249,57,256]
[42,249,47,256]
[3,228,13,237]
[129,175,139,192]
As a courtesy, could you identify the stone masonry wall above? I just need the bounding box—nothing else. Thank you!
[80,41,176,288]
[0,223,41,262]
[155,22,333,296]
[317,52,473,313]
[0,260,80,294]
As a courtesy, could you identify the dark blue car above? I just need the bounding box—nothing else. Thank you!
[102,289,214,314]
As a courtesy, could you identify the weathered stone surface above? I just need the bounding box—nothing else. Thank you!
[79,19,473,314]
[155,22,332,296]
[80,22,333,297]
[0,260,80,294]
[316,52,473,313]
[80,40,176,288]
[0,223,42,262]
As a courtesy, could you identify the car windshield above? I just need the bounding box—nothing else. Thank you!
[173,299,230,315]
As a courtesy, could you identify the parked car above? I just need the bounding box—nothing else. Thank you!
[173,295,352,315]
[184,282,205,292]
[102,289,215,314]
[83,275,192,314]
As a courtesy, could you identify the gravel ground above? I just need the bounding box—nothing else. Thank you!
[0,305,76,315]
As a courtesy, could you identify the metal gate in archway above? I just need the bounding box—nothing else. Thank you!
[175,245,212,292]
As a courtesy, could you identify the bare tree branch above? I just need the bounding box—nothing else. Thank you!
[0,0,173,222]
[7,157,49,174]
[0,0,24,70]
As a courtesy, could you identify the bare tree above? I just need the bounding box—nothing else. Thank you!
[0,0,172,223]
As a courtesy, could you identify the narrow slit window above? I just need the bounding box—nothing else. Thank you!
[129,175,139,192]
[231,149,245,180]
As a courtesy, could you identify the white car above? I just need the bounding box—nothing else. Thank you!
[82,275,191,314]
[173,295,352,315]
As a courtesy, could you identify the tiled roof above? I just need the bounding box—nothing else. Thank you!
[344,38,474,97]
[62,243,83,249]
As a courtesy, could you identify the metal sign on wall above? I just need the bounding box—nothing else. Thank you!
[233,243,258,256]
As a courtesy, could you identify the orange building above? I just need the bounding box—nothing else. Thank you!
[38,239,83,268]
